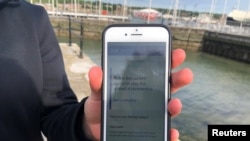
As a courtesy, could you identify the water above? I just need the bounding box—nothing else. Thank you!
[172,51,250,141]
[58,37,250,141]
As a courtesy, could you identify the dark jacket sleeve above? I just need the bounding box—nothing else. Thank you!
[32,6,90,141]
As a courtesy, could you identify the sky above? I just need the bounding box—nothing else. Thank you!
[101,0,250,14]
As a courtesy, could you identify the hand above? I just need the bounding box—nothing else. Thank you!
[84,48,193,141]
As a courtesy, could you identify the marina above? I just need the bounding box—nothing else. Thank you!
[57,37,250,141]
[29,0,250,140]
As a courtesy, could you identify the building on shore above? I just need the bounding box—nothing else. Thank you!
[133,8,162,21]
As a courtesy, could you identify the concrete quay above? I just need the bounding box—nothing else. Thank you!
[59,43,97,101]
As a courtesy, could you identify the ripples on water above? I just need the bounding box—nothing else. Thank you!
[59,37,250,141]
[172,51,250,141]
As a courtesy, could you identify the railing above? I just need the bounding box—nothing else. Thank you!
[51,16,84,58]
[50,14,128,59]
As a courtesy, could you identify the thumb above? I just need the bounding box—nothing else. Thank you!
[88,66,103,101]
[83,66,103,140]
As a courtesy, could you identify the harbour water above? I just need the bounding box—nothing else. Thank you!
[59,37,250,141]
[171,51,250,140]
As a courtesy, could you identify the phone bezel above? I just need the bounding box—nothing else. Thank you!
[101,24,172,141]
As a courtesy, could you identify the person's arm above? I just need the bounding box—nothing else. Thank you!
[34,6,87,141]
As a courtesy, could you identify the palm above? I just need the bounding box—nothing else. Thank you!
[84,49,193,141]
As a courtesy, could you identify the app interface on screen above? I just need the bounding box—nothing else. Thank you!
[106,42,168,141]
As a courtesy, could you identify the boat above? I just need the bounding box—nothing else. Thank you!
[226,9,250,26]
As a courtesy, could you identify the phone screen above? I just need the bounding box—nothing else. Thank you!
[103,41,169,141]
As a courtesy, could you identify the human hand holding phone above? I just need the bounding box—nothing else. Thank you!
[84,48,193,141]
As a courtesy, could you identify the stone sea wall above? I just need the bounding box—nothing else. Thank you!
[50,17,250,63]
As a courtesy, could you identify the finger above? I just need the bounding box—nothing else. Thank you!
[168,98,182,118]
[171,68,193,93]
[84,66,103,139]
[171,128,180,141]
[172,49,186,69]
[88,66,103,100]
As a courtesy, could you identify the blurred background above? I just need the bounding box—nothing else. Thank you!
[28,0,250,140]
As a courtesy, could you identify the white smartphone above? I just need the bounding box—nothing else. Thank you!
[101,24,172,141]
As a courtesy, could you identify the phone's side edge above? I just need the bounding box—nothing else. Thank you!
[167,25,172,141]
[159,24,172,141]
[100,25,110,141]
[101,24,121,141]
